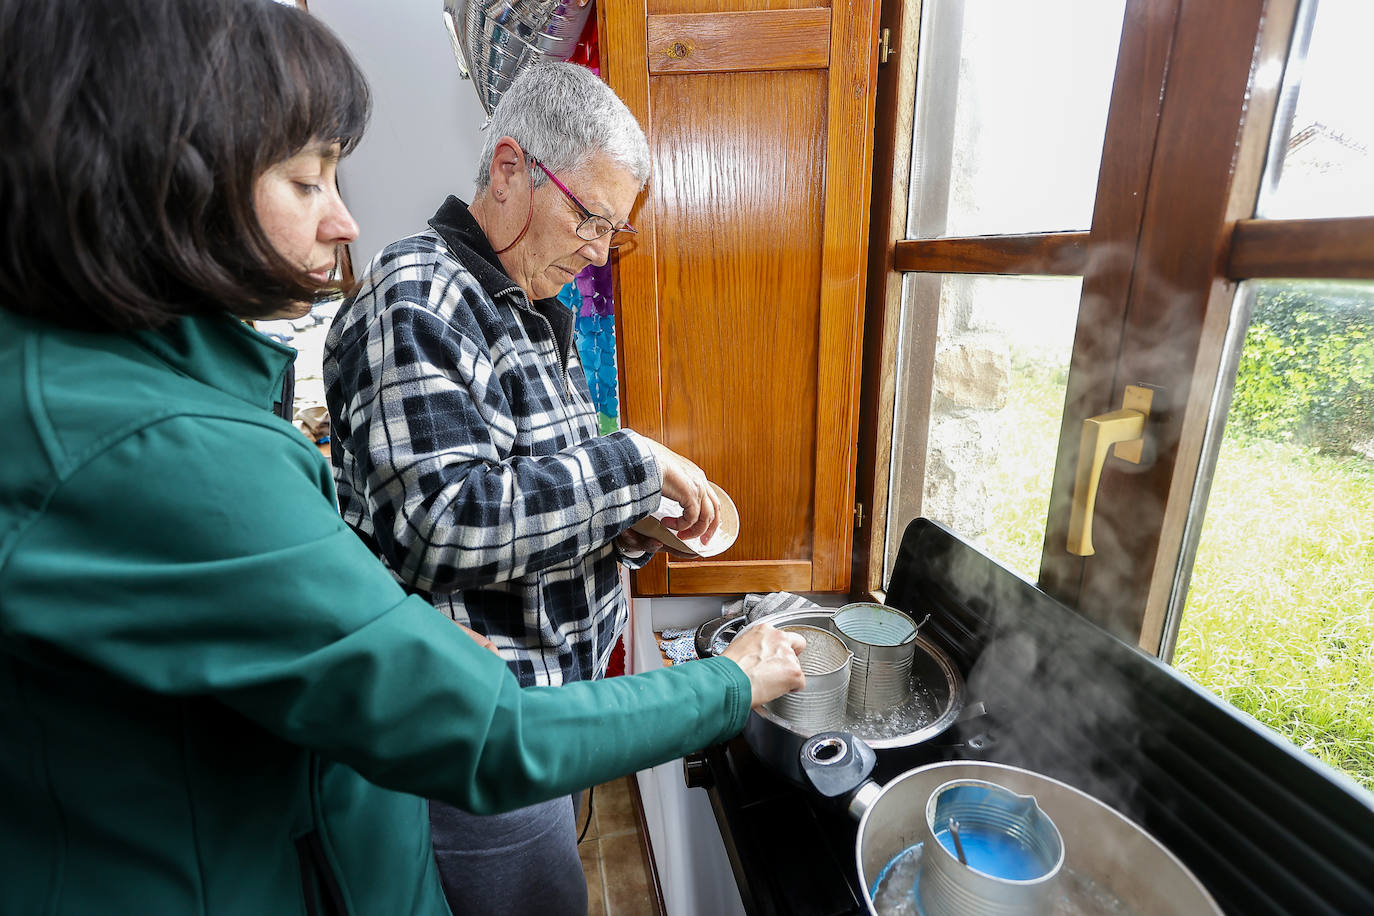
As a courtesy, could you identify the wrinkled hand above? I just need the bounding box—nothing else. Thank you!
[642,437,721,545]
[615,528,698,560]
[457,622,502,656]
[721,622,807,708]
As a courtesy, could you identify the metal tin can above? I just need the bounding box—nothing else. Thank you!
[765,625,852,734]
[834,603,920,715]
[918,779,1065,916]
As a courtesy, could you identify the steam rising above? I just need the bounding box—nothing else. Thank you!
[901,528,1154,834]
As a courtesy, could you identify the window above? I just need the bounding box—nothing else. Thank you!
[860,0,1374,788]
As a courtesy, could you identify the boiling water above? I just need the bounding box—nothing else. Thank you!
[871,844,1140,916]
[871,844,923,916]
[844,681,939,741]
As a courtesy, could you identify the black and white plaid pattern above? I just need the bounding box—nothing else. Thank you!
[324,197,661,687]
[722,591,822,623]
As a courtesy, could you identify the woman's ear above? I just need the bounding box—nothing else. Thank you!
[489,137,525,203]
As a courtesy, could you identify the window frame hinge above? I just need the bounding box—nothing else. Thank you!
[878,28,894,65]
[854,501,865,529]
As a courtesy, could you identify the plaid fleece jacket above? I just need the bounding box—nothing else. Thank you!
[324,196,662,687]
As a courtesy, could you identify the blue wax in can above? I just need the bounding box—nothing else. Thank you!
[933,824,1050,881]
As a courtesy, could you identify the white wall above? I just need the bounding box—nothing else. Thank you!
[627,594,849,915]
[630,597,748,916]
[308,0,489,272]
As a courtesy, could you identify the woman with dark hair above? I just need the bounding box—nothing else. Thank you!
[0,1,805,914]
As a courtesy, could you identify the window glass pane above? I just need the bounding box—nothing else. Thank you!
[1256,1,1374,219]
[906,0,1127,239]
[1174,280,1374,789]
[885,274,1081,583]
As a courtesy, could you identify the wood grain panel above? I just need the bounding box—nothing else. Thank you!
[854,0,923,598]
[667,559,812,594]
[607,0,877,596]
[647,9,830,74]
[649,0,826,16]
[601,0,669,594]
[1226,216,1374,279]
[650,69,827,568]
[893,233,1091,276]
[809,0,881,591]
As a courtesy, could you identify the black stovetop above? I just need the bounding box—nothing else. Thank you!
[689,519,1374,916]
[691,737,865,916]
[690,732,993,916]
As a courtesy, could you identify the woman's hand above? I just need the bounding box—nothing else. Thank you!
[457,622,502,656]
[642,438,721,545]
[615,528,698,560]
[720,622,807,708]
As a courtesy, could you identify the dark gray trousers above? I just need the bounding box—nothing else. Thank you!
[429,795,586,916]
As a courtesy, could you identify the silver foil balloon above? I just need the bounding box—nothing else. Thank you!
[442,0,595,115]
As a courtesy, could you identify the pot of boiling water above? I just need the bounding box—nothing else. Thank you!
[706,607,966,786]
[797,737,1223,916]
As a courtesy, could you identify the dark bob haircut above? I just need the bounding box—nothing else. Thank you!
[0,0,371,331]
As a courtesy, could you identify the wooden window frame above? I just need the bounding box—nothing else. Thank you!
[856,0,1374,648]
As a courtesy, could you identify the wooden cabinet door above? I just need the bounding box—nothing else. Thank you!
[601,0,881,595]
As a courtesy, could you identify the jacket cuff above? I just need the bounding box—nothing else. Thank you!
[615,544,654,569]
[700,655,753,741]
[613,428,662,502]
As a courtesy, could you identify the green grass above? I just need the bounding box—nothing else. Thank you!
[1173,438,1374,789]
[977,359,1374,790]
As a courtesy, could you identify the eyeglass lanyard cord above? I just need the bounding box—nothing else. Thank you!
[493,159,536,255]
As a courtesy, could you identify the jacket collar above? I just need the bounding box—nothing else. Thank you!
[428,195,576,372]
[133,313,295,412]
[428,195,524,301]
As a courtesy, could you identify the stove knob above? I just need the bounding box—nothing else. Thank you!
[683,753,713,789]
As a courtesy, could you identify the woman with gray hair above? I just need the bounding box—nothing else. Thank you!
[325,62,727,915]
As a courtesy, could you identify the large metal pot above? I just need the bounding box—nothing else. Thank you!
[798,734,1222,915]
[705,607,966,786]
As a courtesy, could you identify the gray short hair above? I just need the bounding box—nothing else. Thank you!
[474,62,650,192]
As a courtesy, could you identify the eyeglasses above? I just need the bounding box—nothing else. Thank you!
[529,156,637,248]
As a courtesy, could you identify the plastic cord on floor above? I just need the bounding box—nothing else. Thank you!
[577,785,595,844]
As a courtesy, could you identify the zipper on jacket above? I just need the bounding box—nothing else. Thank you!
[505,287,572,386]
[295,831,348,916]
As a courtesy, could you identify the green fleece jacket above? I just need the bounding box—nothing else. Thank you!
[0,310,750,916]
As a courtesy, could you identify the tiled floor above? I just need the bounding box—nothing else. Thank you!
[577,777,660,916]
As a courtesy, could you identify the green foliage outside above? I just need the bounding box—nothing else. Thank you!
[1228,282,1374,454]
[980,335,1374,791]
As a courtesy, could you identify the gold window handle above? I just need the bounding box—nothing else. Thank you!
[1066,385,1154,557]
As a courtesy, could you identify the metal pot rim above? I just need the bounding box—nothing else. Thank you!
[854,761,1223,916]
